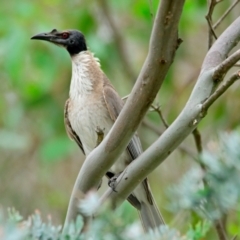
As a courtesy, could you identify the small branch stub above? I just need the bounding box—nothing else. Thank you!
[95,126,105,147]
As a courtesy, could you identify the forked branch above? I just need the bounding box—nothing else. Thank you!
[102,16,240,210]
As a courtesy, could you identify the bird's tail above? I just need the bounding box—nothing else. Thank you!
[138,192,165,232]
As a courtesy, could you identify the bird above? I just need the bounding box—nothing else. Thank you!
[31,29,164,231]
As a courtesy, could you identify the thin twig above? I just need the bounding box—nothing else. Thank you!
[192,128,203,153]
[150,104,169,128]
[130,98,196,158]
[202,71,240,113]
[151,103,200,159]
[205,3,237,239]
[192,128,207,180]
[213,0,240,29]
[213,49,240,82]
[206,0,221,48]
[101,16,240,216]
[151,104,203,160]
[215,220,228,240]
[97,0,136,81]
[142,119,196,159]
[206,16,218,42]
[148,0,154,21]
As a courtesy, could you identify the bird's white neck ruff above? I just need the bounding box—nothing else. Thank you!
[69,51,100,99]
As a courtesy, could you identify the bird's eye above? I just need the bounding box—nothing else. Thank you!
[62,32,69,39]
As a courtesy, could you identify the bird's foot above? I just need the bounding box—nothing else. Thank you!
[108,176,118,192]
[107,173,121,192]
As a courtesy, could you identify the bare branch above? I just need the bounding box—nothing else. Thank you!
[206,16,218,44]
[150,102,202,161]
[102,16,240,210]
[127,96,196,158]
[151,104,169,128]
[64,0,186,227]
[213,0,240,29]
[192,128,202,153]
[206,0,222,48]
[213,49,240,82]
[202,71,240,112]
[150,104,204,156]
[142,119,196,158]
[97,0,136,81]
[202,17,240,70]
[200,17,240,239]
[148,0,155,21]
[128,96,196,159]
[214,220,228,240]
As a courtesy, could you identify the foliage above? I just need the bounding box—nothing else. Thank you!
[0,195,191,240]
[186,221,211,240]
[169,130,240,235]
[1,0,240,239]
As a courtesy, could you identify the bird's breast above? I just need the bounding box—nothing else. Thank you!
[68,95,113,155]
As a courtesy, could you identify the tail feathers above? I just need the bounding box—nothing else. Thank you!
[139,200,165,232]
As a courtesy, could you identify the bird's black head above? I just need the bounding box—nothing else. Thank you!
[31,29,87,55]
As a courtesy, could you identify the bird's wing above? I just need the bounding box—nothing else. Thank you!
[64,99,85,155]
[103,83,143,159]
[103,84,153,206]
[102,84,123,121]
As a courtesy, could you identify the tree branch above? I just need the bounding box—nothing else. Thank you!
[213,0,240,29]
[202,71,240,112]
[151,104,169,129]
[192,128,202,153]
[202,17,240,70]
[213,49,240,82]
[64,0,185,227]
[151,103,205,157]
[215,220,228,240]
[100,16,240,209]
[142,119,196,159]
[206,0,222,48]
[97,0,136,81]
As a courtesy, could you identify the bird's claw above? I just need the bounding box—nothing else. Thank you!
[108,175,120,192]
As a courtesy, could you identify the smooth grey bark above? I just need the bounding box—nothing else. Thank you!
[102,16,240,208]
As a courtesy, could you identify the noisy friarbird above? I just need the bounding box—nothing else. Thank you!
[31,29,164,231]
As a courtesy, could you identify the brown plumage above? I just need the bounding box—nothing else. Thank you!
[31,29,165,231]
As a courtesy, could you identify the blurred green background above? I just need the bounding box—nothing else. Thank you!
[0,0,239,230]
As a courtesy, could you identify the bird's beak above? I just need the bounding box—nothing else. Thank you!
[31,29,60,44]
[31,33,54,42]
